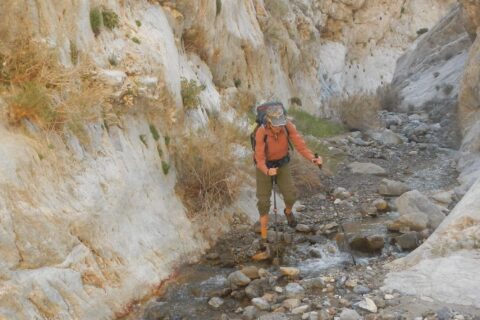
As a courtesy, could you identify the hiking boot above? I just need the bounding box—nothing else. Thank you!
[284,209,297,228]
[252,238,270,261]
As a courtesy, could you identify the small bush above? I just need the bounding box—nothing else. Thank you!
[162,161,170,175]
[290,96,302,107]
[236,89,256,114]
[289,153,323,195]
[377,84,402,111]
[149,123,160,141]
[216,0,222,16]
[174,131,241,217]
[288,107,346,138]
[330,92,382,131]
[183,28,208,60]
[416,28,429,36]
[157,145,163,158]
[132,37,141,44]
[443,84,454,96]
[108,54,118,66]
[10,82,57,127]
[139,134,148,147]
[180,77,205,110]
[165,135,171,146]
[102,9,119,30]
[234,78,241,88]
[70,41,79,65]
[135,20,142,27]
[90,7,102,37]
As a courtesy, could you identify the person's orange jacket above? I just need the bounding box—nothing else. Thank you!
[254,121,315,175]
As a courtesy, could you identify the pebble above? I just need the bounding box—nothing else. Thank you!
[280,267,300,277]
[252,297,270,311]
[296,224,312,232]
[285,283,306,299]
[274,286,283,293]
[384,294,394,300]
[283,298,301,310]
[358,297,378,313]
[208,297,224,309]
[242,306,258,320]
[228,270,251,287]
[292,305,310,314]
[339,308,361,320]
[241,266,260,280]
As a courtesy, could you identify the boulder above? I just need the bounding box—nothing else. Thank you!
[348,162,387,176]
[367,129,404,145]
[358,297,378,313]
[228,270,251,287]
[394,231,420,251]
[393,190,446,231]
[378,179,411,196]
[349,235,385,252]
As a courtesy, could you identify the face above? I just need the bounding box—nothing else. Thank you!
[270,125,283,134]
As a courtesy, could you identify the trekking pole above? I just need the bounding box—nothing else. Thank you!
[314,153,356,266]
[272,175,280,266]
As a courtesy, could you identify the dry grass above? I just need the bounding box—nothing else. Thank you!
[183,27,208,61]
[174,123,243,218]
[330,92,382,131]
[377,84,402,111]
[289,153,323,196]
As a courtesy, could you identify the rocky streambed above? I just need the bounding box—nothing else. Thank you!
[125,110,480,320]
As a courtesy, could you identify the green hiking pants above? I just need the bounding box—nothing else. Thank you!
[256,162,297,216]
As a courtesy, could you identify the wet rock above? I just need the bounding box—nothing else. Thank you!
[393,190,445,231]
[242,305,258,320]
[300,277,325,289]
[228,271,251,287]
[348,162,387,176]
[378,179,411,196]
[283,298,301,309]
[394,231,419,251]
[241,266,260,280]
[285,283,305,299]
[334,187,351,199]
[309,247,322,258]
[296,224,312,233]
[358,297,378,313]
[144,301,169,320]
[436,307,453,320]
[280,267,300,278]
[353,285,371,294]
[349,235,384,253]
[208,297,224,309]
[373,198,389,211]
[252,297,270,311]
[339,308,362,320]
[306,235,328,245]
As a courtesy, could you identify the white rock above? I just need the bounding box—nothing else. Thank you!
[348,162,387,176]
[292,304,310,314]
[208,297,224,309]
[98,69,127,86]
[358,297,377,313]
[251,297,270,311]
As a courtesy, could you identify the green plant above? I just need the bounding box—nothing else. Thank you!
[11,82,57,127]
[149,123,160,141]
[165,136,170,146]
[234,78,241,88]
[416,28,429,36]
[216,0,222,16]
[90,7,102,37]
[289,96,302,106]
[180,77,205,110]
[135,20,142,27]
[108,54,118,66]
[139,134,148,147]
[102,8,119,30]
[401,6,405,15]
[288,107,346,138]
[162,161,170,175]
[70,41,79,65]
[132,37,141,44]
[157,145,163,158]
[443,84,454,96]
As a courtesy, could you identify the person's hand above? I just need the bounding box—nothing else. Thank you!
[312,156,323,167]
[267,168,278,176]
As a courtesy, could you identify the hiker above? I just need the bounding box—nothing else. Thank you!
[253,103,322,255]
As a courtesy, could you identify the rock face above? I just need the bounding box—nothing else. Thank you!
[0,0,461,319]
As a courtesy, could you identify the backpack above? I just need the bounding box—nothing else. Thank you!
[250,102,293,164]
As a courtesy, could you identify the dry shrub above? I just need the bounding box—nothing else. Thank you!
[174,127,242,218]
[236,89,256,115]
[377,84,402,111]
[183,28,208,61]
[330,92,381,131]
[289,153,323,196]
[1,36,109,133]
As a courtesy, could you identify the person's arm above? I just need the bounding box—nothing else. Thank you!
[286,121,315,161]
[255,126,269,175]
